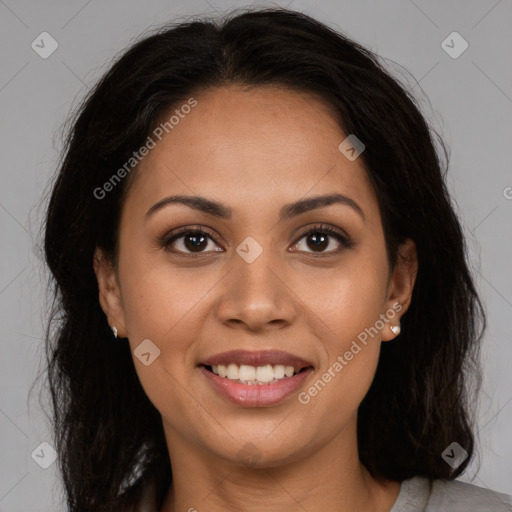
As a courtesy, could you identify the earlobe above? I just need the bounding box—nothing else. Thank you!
[93,247,127,338]
[382,238,418,341]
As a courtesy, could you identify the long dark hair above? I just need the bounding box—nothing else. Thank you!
[39,7,484,511]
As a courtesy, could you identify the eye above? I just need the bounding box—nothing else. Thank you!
[161,226,222,257]
[290,224,353,255]
[160,223,354,258]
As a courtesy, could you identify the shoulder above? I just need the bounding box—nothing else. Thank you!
[393,475,512,512]
[426,478,512,512]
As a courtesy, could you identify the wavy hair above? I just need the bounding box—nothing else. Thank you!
[39,7,484,511]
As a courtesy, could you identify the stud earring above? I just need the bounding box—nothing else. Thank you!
[390,323,401,336]
[111,326,118,338]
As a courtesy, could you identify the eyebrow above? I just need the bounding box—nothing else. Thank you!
[145,192,365,222]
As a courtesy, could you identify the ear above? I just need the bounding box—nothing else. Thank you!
[381,238,418,341]
[93,247,127,338]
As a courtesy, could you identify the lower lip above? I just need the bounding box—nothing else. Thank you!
[199,366,313,407]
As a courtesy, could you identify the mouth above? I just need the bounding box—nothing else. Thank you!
[198,350,314,407]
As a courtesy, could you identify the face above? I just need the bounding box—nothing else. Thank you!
[94,85,417,467]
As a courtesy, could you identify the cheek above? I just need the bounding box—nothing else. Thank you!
[295,249,389,345]
[295,251,388,408]
[317,293,384,403]
[117,251,211,427]
[118,245,219,344]
[296,282,385,432]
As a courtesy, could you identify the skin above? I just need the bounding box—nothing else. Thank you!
[94,85,418,512]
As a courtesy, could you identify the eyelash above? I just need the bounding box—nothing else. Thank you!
[160,223,354,258]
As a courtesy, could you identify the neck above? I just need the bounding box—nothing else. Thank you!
[159,418,400,512]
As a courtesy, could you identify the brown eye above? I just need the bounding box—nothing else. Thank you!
[291,224,353,255]
[162,227,223,256]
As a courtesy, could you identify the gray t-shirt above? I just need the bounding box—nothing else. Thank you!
[389,476,512,512]
[135,476,512,511]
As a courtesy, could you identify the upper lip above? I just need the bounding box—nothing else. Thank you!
[200,350,314,371]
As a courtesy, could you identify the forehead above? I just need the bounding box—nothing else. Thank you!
[123,85,379,225]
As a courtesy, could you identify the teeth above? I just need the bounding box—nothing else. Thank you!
[256,364,274,383]
[226,363,239,380]
[239,364,256,381]
[208,363,301,384]
[274,364,285,379]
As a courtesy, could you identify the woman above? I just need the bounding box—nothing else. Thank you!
[41,7,512,512]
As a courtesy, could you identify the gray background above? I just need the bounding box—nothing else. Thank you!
[1,0,511,510]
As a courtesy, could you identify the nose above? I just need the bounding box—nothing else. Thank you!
[215,249,298,333]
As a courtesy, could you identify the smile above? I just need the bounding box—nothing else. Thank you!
[199,350,314,407]
[207,363,304,384]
